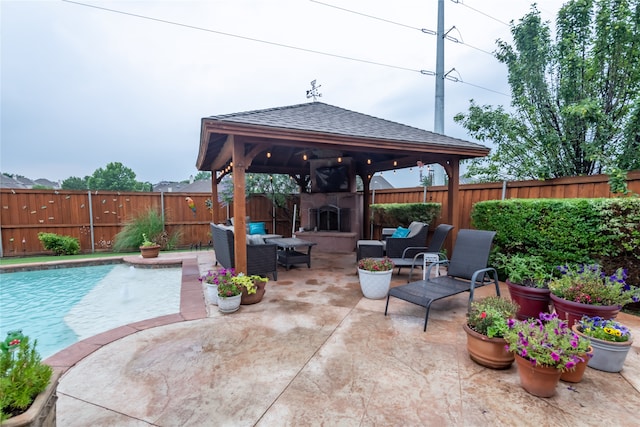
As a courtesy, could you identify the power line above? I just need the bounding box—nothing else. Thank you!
[60,0,505,96]
[61,0,423,74]
[449,0,511,27]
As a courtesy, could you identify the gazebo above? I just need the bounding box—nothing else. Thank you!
[196,102,489,273]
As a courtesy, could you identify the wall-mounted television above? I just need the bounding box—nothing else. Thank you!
[310,158,353,193]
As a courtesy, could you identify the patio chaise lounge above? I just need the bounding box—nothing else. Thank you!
[384,229,499,331]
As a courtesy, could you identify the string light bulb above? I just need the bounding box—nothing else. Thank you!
[303,153,308,161]
[337,156,342,163]
[266,152,271,158]
[393,160,398,167]
[367,159,371,165]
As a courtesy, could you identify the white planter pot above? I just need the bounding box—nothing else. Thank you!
[358,268,393,299]
[205,283,218,305]
[217,294,241,313]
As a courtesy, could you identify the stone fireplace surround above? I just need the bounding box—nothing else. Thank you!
[297,192,362,253]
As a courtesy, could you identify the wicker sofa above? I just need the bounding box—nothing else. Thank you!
[210,223,278,280]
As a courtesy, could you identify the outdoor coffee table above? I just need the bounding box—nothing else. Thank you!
[266,237,317,270]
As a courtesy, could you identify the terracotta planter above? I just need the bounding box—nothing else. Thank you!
[358,269,393,299]
[572,325,633,373]
[3,371,60,427]
[462,324,514,369]
[550,294,620,327]
[560,346,593,383]
[241,280,267,305]
[139,245,160,258]
[514,353,562,398]
[506,280,551,320]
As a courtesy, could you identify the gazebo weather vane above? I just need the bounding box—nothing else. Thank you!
[306,80,322,101]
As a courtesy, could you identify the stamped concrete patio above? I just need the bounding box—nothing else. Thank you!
[50,250,640,426]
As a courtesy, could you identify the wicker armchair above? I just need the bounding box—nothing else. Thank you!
[210,223,278,280]
[383,221,429,258]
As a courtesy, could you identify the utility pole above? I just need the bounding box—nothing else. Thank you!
[430,0,446,186]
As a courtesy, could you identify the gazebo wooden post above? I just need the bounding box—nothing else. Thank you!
[444,158,460,254]
[211,173,220,224]
[362,175,372,239]
[232,137,248,273]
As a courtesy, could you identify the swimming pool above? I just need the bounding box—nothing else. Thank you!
[0,264,181,359]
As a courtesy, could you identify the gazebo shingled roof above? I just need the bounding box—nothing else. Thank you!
[196,102,490,273]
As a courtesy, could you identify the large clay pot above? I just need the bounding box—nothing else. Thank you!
[462,324,514,369]
[560,346,593,383]
[241,279,267,305]
[514,353,562,397]
[550,294,620,327]
[506,280,551,320]
[572,325,633,373]
[357,269,393,299]
[139,245,160,258]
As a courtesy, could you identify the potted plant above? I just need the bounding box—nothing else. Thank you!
[357,257,395,299]
[463,296,520,369]
[549,264,640,327]
[573,315,633,373]
[233,274,268,305]
[497,254,553,320]
[199,268,236,306]
[215,272,266,313]
[503,312,590,397]
[139,233,160,258]
[1,331,59,425]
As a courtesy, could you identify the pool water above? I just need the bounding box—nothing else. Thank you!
[0,264,181,359]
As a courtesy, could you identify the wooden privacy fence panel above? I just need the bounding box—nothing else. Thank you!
[0,189,292,256]
[1,171,638,256]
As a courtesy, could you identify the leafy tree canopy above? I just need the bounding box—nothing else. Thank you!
[61,176,88,190]
[219,173,299,208]
[85,162,146,191]
[455,0,640,184]
[193,171,212,181]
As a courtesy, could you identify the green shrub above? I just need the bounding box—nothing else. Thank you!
[370,203,441,227]
[471,198,640,286]
[37,232,80,255]
[113,208,181,251]
[0,333,53,421]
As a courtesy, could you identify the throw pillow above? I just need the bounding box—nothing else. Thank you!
[249,222,266,235]
[391,226,410,238]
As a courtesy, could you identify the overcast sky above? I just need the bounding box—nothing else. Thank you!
[1,0,563,188]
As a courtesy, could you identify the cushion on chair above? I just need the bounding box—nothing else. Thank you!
[406,221,424,238]
[391,226,410,238]
[249,222,266,235]
[247,234,265,245]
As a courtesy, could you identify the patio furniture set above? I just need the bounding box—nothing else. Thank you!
[211,220,500,333]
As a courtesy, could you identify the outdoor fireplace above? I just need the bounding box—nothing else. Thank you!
[310,204,350,232]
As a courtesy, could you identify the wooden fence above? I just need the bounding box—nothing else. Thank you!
[1,171,638,257]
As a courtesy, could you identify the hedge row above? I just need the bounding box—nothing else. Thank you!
[370,203,441,227]
[471,198,640,285]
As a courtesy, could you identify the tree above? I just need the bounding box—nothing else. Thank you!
[86,162,140,191]
[219,173,299,207]
[454,0,640,183]
[61,176,88,190]
[193,171,212,181]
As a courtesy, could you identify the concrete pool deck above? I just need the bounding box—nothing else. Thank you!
[30,251,640,425]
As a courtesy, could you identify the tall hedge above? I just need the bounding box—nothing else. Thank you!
[471,198,640,285]
[370,203,441,227]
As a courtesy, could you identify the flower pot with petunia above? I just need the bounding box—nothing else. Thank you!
[357,257,395,299]
[463,296,520,369]
[549,264,640,327]
[503,313,590,397]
